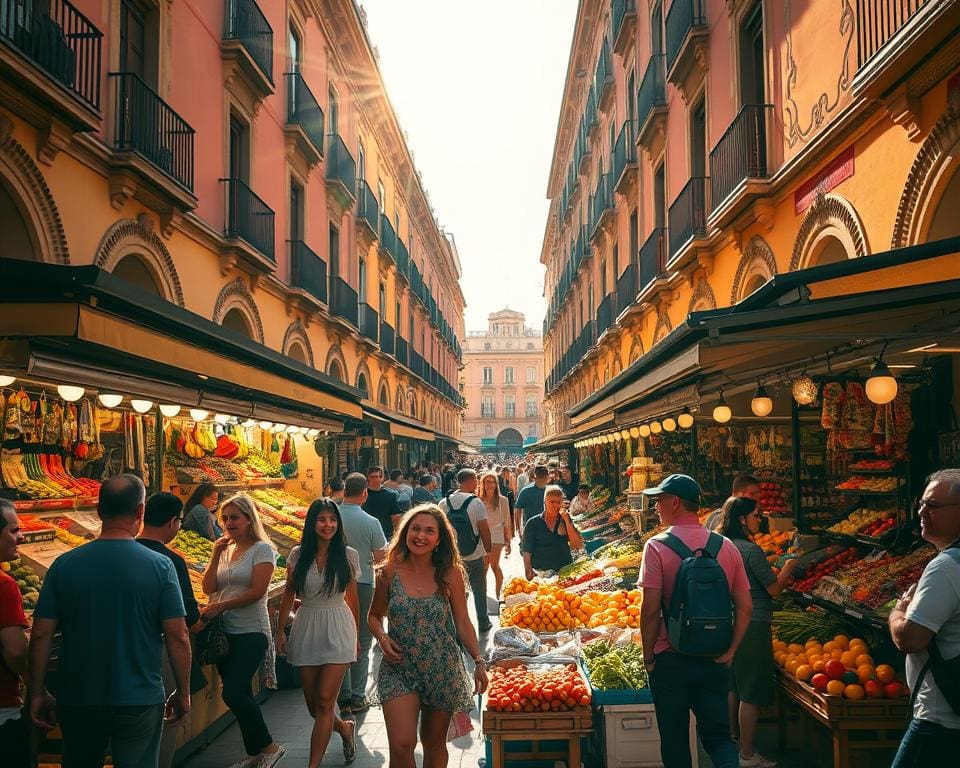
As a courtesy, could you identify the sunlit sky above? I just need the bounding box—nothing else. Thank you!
[361,0,578,334]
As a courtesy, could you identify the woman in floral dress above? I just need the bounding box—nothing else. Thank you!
[369,505,489,768]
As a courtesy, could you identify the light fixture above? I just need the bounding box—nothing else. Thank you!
[751,384,774,418]
[308,428,320,438]
[791,375,818,406]
[865,359,898,404]
[214,413,231,425]
[97,393,123,408]
[299,426,310,434]
[57,384,85,402]
[159,404,182,418]
[713,392,732,424]
[663,417,677,432]
[620,429,631,441]
[273,423,287,433]
[630,426,640,439]
[286,425,299,433]
[650,420,663,434]
[0,375,16,387]
[130,399,154,414]
[639,424,651,437]
[190,408,209,422]
[258,420,273,430]
[678,410,694,429]
[242,418,256,428]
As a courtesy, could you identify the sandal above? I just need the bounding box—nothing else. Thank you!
[342,721,357,764]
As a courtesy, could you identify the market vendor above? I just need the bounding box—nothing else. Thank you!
[521,485,584,578]
[568,484,592,517]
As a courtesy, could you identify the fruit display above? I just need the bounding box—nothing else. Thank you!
[257,503,305,529]
[2,558,41,609]
[588,486,612,510]
[485,663,591,712]
[758,480,790,516]
[585,589,643,629]
[500,581,596,631]
[848,459,896,472]
[826,506,897,538]
[791,546,860,593]
[264,520,303,542]
[1,451,100,500]
[771,604,860,644]
[172,530,214,569]
[582,639,648,691]
[836,475,898,493]
[251,489,310,518]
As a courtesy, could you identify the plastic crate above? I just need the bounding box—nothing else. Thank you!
[483,736,590,767]
[581,659,652,705]
[596,703,699,768]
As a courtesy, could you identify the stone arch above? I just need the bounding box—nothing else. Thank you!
[396,387,406,414]
[281,320,314,367]
[355,361,372,399]
[94,217,184,305]
[0,116,69,264]
[212,278,265,343]
[688,278,717,312]
[378,379,391,407]
[324,344,348,382]
[790,193,868,270]
[892,95,960,247]
[653,311,673,344]
[628,336,644,364]
[731,235,778,304]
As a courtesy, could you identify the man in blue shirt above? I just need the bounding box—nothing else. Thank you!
[514,465,550,540]
[29,474,191,768]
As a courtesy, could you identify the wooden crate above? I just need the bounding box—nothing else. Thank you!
[777,671,909,721]
[482,706,593,733]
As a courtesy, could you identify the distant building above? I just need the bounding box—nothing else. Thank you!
[462,310,544,453]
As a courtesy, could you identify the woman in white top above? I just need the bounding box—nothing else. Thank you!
[200,494,284,768]
[479,471,512,598]
[277,499,360,767]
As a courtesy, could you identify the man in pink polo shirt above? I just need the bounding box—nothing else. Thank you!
[639,474,752,768]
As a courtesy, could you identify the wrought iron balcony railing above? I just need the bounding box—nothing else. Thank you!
[710,104,772,212]
[288,240,327,304]
[222,178,275,259]
[224,0,273,83]
[285,71,324,156]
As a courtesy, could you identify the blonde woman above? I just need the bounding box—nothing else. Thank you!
[200,494,284,768]
[479,471,512,598]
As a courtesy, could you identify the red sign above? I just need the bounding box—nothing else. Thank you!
[794,146,855,214]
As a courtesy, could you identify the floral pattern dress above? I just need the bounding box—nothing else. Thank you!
[374,572,475,712]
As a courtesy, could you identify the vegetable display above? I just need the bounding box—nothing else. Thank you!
[583,640,648,691]
[485,663,591,712]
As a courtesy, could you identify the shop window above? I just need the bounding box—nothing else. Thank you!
[112,254,161,296]
[221,307,253,339]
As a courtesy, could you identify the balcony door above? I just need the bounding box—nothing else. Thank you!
[229,115,250,183]
[654,163,666,229]
[690,98,707,179]
[739,2,765,107]
[328,85,339,136]
[651,2,663,55]
[289,181,303,241]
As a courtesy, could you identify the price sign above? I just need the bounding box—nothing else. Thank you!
[814,576,852,606]
[863,548,888,563]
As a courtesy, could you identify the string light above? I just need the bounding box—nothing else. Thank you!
[751,384,774,417]
[650,421,662,434]
[678,410,694,429]
[662,417,677,432]
[638,424,651,437]
[713,392,732,424]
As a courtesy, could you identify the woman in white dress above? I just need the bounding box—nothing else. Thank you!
[277,498,360,766]
[479,471,512,598]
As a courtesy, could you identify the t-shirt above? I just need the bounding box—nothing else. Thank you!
[521,514,574,573]
[904,549,960,728]
[215,541,276,635]
[398,483,414,506]
[516,473,530,493]
[412,486,434,505]
[0,571,27,709]
[559,477,579,501]
[137,538,201,627]
[34,539,185,706]
[732,537,776,622]
[363,487,402,540]
[515,483,546,524]
[639,523,750,656]
[338,502,388,585]
[441,491,488,561]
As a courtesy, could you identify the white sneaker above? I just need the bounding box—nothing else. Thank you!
[227,758,256,768]
[257,745,286,768]
[739,753,777,768]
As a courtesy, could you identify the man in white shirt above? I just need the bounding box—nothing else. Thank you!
[516,464,530,494]
[889,469,960,766]
[441,469,492,634]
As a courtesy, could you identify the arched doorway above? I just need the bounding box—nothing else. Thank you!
[221,307,253,339]
[112,254,162,295]
[0,179,38,261]
[496,428,523,454]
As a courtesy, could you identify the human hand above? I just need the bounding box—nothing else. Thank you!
[378,634,403,664]
[212,536,231,557]
[504,542,512,556]
[898,583,918,608]
[30,690,57,731]
[164,690,191,725]
[200,603,225,622]
[276,630,287,656]
[474,663,489,695]
[714,648,735,667]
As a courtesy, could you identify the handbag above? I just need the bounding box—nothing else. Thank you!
[196,615,230,666]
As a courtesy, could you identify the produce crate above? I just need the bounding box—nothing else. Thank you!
[583,660,652,705]
[776,671,909,721]
[594,702,699,768]
[483,736,591,768]
[481,707,593,733]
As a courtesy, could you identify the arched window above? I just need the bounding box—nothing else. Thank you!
[328,359,344,383]
[222,308,253,339]
[357,373,369,399]
[286,341,308,365]
[112,254,162,296]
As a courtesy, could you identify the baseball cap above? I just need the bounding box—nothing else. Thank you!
[642,474,701,504]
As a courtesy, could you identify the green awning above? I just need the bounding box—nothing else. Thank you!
[480,438,497,448]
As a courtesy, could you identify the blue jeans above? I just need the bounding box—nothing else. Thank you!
[340,582,375,701]
[891,718,960,767]
[648,651,739,768]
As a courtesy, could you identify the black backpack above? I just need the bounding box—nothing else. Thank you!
[442,493,480,556]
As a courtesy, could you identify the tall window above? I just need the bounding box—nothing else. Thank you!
[328,85,339,135]
[654,164,666,229]
[358,258,366,302]
[482,367,493,385]
[328,224,340,278]
[526,366,536,384]
[229,115,250,182]
[396,299,402,333]
[288,24,301,72]
[120,0,155,84]
[481,395,494,418]
[525,394,537,417]
[378,180,385,214]
[289,181,303,241]
[379,281,386,317]
[505,367,514,384]
[739,2,765,107]
[690,98,707,178]
[357,140,366,180]
[505,395,516,418]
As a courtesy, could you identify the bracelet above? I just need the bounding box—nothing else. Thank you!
[473,656,486,665]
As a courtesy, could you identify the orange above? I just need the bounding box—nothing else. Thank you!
[795,653,809,665]
[826,680,846,696]
[833,634,850,650]
[822,641,838,653]
[785,659,801,676]
[840,650,860,669]
[876,664,896,684]
[774,652,786,667]
[856,665,876,684]
[795,664,813,682]
[831,649,844,660]
[812,660,827,674]
[788,643,804,655]
[806,654,822,666]
[849,638,868,650]
[844,684,866,700]
[855,653,874,667]
[773,639,787,653]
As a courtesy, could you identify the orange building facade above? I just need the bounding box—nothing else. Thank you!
[0,0,464,448]
[540,0,960,439]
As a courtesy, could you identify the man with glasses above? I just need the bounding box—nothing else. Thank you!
[639,474,751,768]
[889,469,960,766]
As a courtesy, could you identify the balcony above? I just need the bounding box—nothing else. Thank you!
[595,38,614,113]
[639,227,667,292]
[324,133,356,212]
[329,277,358,327]
[637,54,667,151]
[222,178,275,262]
[577,123,593,176]
[356,180,379,245]
[611,0,637,57]
[396,238,410,276]
[585,85,599,138]
[222,0,273,98]
[109,72,195,211]
[395,336,408,367]
[379,321,395,357]
[284,71,324,166]
[709,104,773,226]
[668,176,708,266]
[0,0,103,131]
[288,240,327,305]
[665,0,707,91]
[597,293,615,337]
[616,261,638,316]
[589,173,614,243]
[358,303,379,344]
[410,350,424,379]
[612,120,637,195]
[378,213,398,266]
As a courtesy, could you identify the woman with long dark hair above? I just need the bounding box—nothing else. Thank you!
[182,482,221,540]
[369,506,488,768]
[277,499,360,766]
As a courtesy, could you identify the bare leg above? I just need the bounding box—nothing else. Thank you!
[383,693,421,768]
[739,701,760,758]
[300,664,352,768]
[489,544,505,598]
[419,706,454,768]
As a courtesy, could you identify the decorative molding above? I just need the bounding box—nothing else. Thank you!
[731,235,778,304]
[689,278,717,313]
[93,218,185,306]
[36,119,72,166]
[891,94,960,248]
[653,312,672,345]
[790,193,868,270]
[325,344,348,383]
[882,83,923,142]
[282,319,315,367]
[0,116,69,264]
[212,278,265,343]
[378,379,391,407]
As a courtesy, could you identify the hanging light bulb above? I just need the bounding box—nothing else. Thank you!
[57,384,85,402]
[214,414,230,425]
[663,417,677,432]
[97,393,123,408]
[713,392,732,424]
[258,420,273,430]
[242,418,256,428]
[630,426,641,439]
[865,359,898,404]
[751,384,774,417]
[0,375,17,387]
[638,424,651,438]
[791,375,818,406]
[650,421,663,434]
[130,399,154,414]
[286,425,299,434]
[159,404,182,418]
[678,410,694,429]
[620,429,631,441]
[273,423,287,433]
[308,428,320,438]
[190,408,209,422]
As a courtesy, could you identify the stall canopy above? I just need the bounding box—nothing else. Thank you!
[0,260,363,428]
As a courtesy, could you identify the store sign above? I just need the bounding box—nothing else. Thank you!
[794,146,855,214]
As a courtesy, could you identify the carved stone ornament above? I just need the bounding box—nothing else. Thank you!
[212,277,265,343]
[689,278,718,313]
[790,193,868,270]
[731,235,778,304]
[93,218,185,306]
[653,312,673,345]
[282,319,315,367]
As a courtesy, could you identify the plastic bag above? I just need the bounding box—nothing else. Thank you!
[446,709,474,741]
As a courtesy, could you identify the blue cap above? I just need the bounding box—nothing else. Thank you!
[642,473,701,504]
